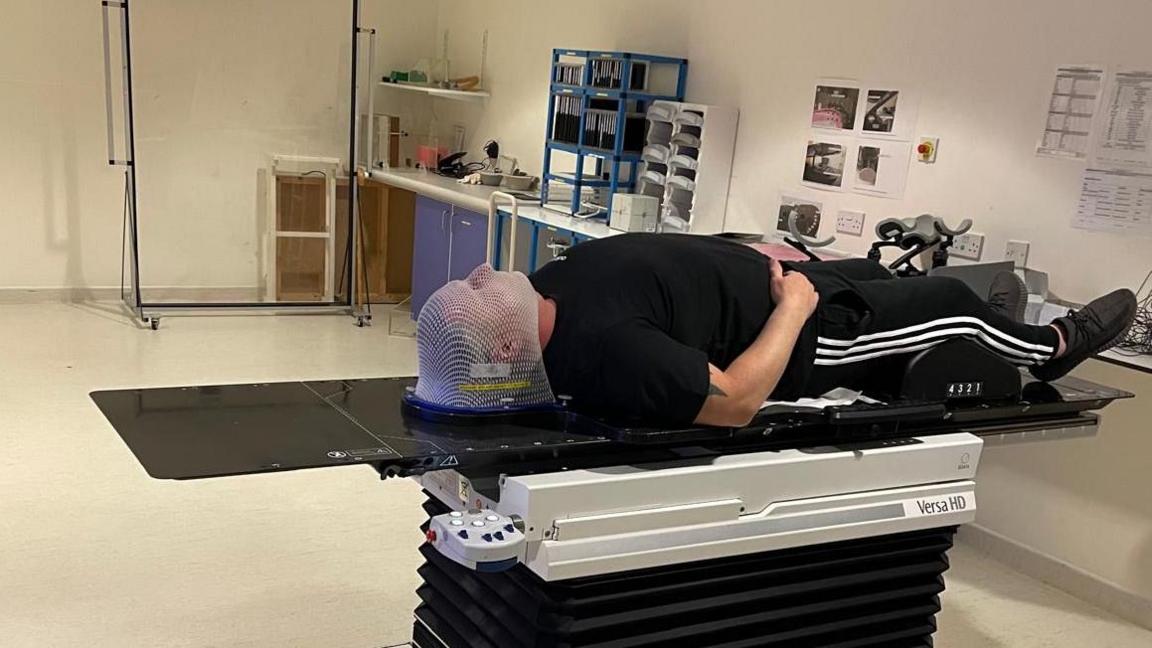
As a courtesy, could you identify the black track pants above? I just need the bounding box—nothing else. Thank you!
[787,259,1060,395]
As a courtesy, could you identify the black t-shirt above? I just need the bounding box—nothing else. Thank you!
[528,233,817,426]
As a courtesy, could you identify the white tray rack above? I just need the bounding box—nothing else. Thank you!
[638,100,738,234]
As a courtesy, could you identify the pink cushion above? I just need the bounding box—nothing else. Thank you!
[746,241,825,262]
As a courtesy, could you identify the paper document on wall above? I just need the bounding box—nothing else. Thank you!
[811,80,860,132]
[801,138,850,192]
[1073,167,1152,236]
[776,193,824,236]
[851,141,911,199]
[1094,68,1152,168]
[1036,65,1105,160]
[858,85,918,142]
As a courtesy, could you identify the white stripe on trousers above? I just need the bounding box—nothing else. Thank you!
[814,338,1013,366]
[817,325,1050,362]
[816,333,1041,366]
[815,316,1055,366]
[817,316,1055,352]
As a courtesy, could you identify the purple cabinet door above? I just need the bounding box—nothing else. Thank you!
[448,207,490,281]
[410,196,452,318]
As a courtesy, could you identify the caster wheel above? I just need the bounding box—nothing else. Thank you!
[148,317,160,330]
[355,315,372,328]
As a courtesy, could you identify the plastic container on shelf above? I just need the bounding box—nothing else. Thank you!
[661,205,691,231]
[647,102,677,122]
[647,121,673,145]
[666,175,696,192]
[665,184,694,206]
[640,168,667,186]
[668,153,698,170]
[673,109,705,127]
[670,128,701,148]
[637,179,664,198]
[642,143,671,163]
[643,160,669,177]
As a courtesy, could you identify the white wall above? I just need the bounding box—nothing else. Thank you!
[3,0,1146,299]
[360,0,440,167]
[0,1,125,291]
[0,0,437,295]
[974,358,1152,601]
[433,0,691,186]
[435,0,1150,303]
[428,0,1152,615]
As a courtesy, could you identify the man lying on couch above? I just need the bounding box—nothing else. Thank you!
[413,234,1136,427]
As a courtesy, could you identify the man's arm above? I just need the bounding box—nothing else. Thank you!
[695,260,818,427]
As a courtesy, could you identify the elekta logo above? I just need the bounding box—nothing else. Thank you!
[916,495,969,515]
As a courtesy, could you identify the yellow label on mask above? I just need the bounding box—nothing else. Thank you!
[458,381,532,392]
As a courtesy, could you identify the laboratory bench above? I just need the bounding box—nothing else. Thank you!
[367,168,620,316]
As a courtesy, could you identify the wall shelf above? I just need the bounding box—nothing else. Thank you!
[377,82,490,101]
[542,49,688,218]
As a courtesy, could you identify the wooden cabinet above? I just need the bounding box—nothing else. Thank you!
[334,180,415,304]
[271,172,414,304]
[272,174,335,302]
[410,196,490,318]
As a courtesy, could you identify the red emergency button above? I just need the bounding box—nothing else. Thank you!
[425,529,437,543]
[917,142,931,155]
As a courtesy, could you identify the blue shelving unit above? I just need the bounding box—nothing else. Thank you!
[542,49,688,219]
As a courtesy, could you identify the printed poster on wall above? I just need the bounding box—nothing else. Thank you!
[858,85,918,142]
[1073,167,1152,236]
[801,138,851,192]
[777,193,825,236]
[1093,67,1152,169]
[1036,64,1105,160]
[851,141,912,199]
[811,81,860,131]
[803,78,917,198]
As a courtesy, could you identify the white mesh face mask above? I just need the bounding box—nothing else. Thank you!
[413,264,556,412]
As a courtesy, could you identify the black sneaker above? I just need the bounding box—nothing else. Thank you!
[1029,289,1138,381]
[987,271,1028,322]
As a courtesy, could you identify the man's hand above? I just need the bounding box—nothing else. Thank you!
[770,259,818,318]
[694,260,818,428]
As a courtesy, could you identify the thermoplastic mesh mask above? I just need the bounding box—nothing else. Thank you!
[413,264,556,412]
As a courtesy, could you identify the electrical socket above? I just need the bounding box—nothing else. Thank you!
[952,232,985,261]
[836,210,866,236]
[1005,240,1030,268]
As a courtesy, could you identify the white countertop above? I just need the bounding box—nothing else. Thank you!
[1098,348,1152,373]
[368,168,619,240]
[527,207,624,239]
[369,168,505,213]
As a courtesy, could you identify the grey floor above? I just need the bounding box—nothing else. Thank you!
[1,302,1149,647]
